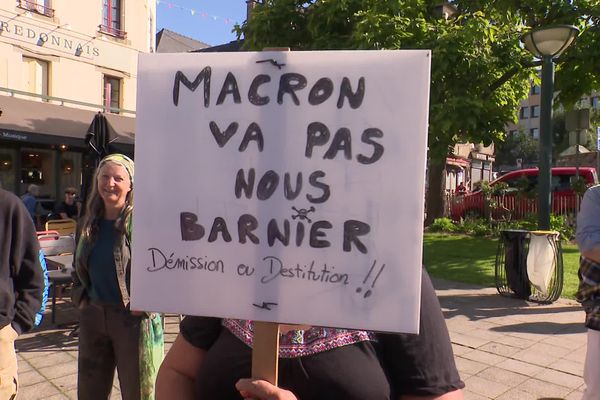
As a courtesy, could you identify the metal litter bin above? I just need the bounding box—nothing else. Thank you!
[495,230,563,303]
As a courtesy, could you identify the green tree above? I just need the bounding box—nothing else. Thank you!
[495,132,539,167]
[236,0,600,224]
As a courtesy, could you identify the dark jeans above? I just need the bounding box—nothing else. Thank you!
[78,302,141,400]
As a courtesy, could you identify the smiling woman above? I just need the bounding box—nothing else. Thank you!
[72,153,164,400]
[97,161,132,219]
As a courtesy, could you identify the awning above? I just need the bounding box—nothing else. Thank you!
[0,94,134,148]
[446,156,470,168]
[559,144,590,157]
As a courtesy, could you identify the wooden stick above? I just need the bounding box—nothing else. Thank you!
[249,46,293,386]
[249,46,291,386]
[251,321,280,384]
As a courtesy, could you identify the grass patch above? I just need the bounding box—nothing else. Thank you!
[423,233,581,299]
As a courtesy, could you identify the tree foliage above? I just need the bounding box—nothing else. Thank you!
[495,132,539,167]
[236,0,600,223]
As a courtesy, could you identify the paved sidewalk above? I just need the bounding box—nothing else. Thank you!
[15,279,588,400]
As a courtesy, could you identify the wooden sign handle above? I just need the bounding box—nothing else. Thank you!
[250,47,290,387]
[251,321,280,384]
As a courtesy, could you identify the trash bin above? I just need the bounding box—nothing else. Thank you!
[495,229,563,303]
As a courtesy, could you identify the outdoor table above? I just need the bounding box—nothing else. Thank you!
[45,254,74,324]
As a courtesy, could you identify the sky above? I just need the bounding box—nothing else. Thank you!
[156,0,248,46]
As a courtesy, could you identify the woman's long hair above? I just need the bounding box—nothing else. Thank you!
[80,155,134,241]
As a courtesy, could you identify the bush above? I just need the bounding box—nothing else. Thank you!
[514,214,574,241]
[429,217,457,233]
[458,218,493,236]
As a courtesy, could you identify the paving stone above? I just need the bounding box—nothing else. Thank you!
[455,357,489,375]
[492,334,536,349]
[476,366,528,388]
[565,389,585,400]
[541,334,587,350]
[549,358,585,376]
[18,359,34,373]
[528,342,572,358]
[110,388,122,399]
[478,341,521,357]
[511,347,560,367]
[39,360,78,379]
[518,377,572,398]
[465,327,506,342]
[496,386,543,400]
[450,332,491,349]
[50,373,78,392]
[495,358,544,377]
[18,349,53,361]
[534,368,584,389]
[19,369,47,387]
[461,349,507,366]
[18,381,61,399]
[46,395,69,400]
[27,351,74,369]
[464,375,511,398]
[561,346,587,363]
[463,389,491,400]
[452,343,471,356]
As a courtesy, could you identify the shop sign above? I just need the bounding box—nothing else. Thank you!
[1,131,29,141]
[0,19,100,57]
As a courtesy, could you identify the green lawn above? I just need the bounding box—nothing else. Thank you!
[423,233,581,299]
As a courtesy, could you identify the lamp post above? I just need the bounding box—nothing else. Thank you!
[520,25,579,230]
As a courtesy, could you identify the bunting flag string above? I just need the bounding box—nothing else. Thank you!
[156,0,239,25]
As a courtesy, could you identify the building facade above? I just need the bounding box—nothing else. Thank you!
[505,83,599,141]
[446,142,495,193]
[0,0,155,203]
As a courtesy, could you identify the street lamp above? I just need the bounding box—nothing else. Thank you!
[520,25,579,230]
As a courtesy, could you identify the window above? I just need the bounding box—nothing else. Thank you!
[520,106,529,119]
[503,175,537,191]
[103,76,121,113]
[592,96,599,109]
[19,0,54,17]
[530,105,540,118]
[531,85,541,95]
[23,57,49,101]
[530,128,539,139]
[101,0,126,38]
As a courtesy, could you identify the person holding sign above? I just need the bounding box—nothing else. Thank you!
[72,154,163,400]
[155,269,464,399]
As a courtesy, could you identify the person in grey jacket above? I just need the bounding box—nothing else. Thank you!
[0,188,45,400]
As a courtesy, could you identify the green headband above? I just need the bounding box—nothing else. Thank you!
[98,154,134,184]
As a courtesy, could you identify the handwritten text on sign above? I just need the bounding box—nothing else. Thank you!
[131,51,431,333]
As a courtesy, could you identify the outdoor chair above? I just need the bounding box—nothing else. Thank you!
[45,218,76,236]
[38,231,76,324]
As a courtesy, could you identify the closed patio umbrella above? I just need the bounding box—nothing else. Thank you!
[80,112,118,217]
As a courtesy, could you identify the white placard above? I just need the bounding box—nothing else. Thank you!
[131,50,430,333]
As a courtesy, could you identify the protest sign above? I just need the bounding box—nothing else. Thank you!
[131,50,431,333]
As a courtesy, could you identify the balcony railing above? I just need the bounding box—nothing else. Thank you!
[0,86,136,116]
[98,24,127,40]
[18,0,55,18]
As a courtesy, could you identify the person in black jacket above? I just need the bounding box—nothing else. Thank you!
[0,188,45,400]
